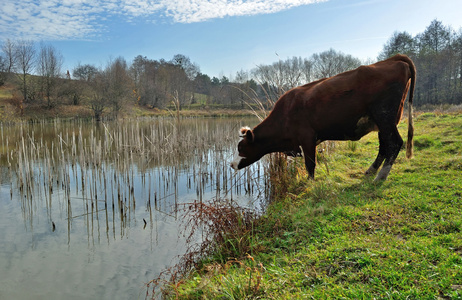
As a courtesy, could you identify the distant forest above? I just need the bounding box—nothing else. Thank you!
[1,19,461,119]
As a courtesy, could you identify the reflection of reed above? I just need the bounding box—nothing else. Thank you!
[2,117,266,246]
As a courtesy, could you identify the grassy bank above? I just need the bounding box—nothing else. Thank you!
[0,85,257,122]
[159,112,462,299]
[0,100,255,122]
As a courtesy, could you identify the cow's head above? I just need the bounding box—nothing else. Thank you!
[230,126,264,170]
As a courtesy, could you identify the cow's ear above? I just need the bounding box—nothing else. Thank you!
[239,126,250,136]
[245,128,254,142]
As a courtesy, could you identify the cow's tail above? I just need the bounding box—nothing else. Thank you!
[403,55,415,159]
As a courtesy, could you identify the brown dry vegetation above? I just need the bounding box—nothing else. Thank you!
[0,84,255,122]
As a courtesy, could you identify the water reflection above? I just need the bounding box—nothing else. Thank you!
[0,117,267,299]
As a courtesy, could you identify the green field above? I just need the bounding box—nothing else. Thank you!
[159,112,462,299]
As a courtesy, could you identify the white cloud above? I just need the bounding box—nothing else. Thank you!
[0,0,102,40]
[0,0,326,40]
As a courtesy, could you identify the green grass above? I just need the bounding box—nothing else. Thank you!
[162,112,462,299]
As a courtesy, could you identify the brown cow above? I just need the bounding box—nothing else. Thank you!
[231,54,416,181]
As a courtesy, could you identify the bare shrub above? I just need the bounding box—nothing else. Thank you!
[6,91,24,116]
[147,198,258,298]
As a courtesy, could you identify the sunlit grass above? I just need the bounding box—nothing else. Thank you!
[0,84,14,100]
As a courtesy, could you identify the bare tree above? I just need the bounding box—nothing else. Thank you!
[1,39,16,74]
[37,43,63,107]
[311,48,361,79]
[231,69,253,108]
[252,56,312,100]
[88,68,109,122]
[14,40,36,103]
[107,57,132,116]
[129,56,167,108]
[0,55,6,85]
[1,39,16,86]
[170,54,199,108]
[279,56,307,88]
[129,55,145,102]
[59,63,99,106]
[301,58,313,84]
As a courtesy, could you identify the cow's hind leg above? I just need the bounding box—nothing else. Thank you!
[374,126,403,181]
[368,85,407,181]
[365,132,386,176]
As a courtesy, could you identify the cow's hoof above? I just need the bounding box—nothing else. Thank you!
[365,166,378,176]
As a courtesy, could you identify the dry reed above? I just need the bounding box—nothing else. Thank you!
[1,117,265,243]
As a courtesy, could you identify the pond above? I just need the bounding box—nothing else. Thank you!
[0,117,268,300]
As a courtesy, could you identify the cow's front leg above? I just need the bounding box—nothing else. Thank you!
[300,139,317,179]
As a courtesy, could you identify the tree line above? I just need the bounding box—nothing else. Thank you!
[379,19,462,106]
[1,19,461,120]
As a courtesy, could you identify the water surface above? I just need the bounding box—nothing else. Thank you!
[0,117,266,299]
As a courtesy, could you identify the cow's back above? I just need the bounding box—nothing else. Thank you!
[285,57,410,115]
[267,56,413,143]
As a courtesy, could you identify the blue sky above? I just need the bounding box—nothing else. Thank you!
[1,0,462,79]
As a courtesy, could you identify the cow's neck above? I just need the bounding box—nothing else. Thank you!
[253,115,294,155]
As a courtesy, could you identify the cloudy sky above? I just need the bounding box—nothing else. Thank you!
[1,0,462,78]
